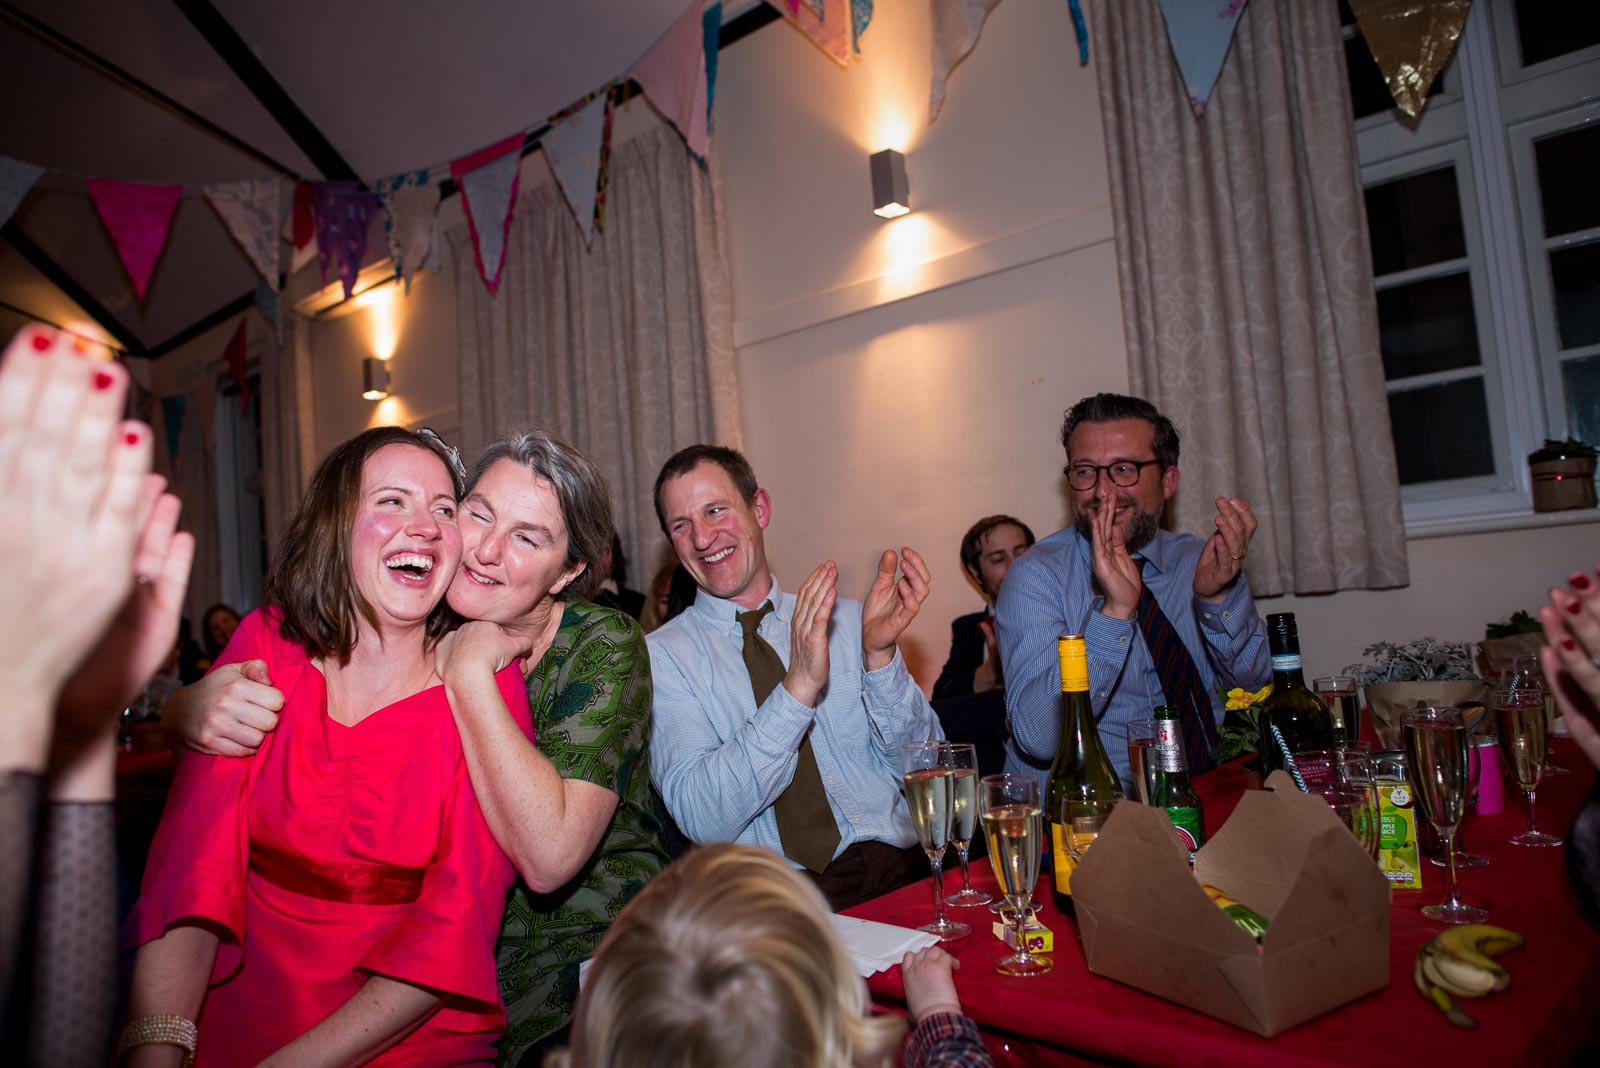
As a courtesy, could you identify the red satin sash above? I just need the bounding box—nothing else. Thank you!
[248,839,426,905]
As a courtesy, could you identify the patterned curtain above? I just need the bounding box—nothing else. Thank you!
[1091,0,1409,595]
[453,122,740,590]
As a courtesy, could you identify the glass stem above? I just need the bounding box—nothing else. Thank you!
[956,844,974,891]
[1524,786,1540,835]
[929,857,948,928]
[1439,826,1461,904]
[1010,895,1028,954]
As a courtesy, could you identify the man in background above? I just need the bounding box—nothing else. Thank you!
[933,514,1035,700]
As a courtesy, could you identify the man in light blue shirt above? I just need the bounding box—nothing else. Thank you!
[646,445,943,910]
[997,394,1270,795]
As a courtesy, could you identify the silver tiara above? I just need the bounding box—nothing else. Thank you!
[417,427,466,481]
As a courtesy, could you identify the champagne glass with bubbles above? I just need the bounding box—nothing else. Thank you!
[1509,654,1566,776]
[1404,706,1487,923]
[942,743,992,908]
[901,741,969,940]
[1493,688,1563,847]
[981,773,1051,976]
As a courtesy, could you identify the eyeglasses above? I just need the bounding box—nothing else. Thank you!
[1063,459,1162,491]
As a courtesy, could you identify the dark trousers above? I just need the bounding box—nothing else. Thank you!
[805,840,928,912]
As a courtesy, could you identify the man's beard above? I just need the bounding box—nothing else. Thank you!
[1074,500,1160,554]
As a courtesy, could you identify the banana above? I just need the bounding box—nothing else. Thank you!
[1413,953,1476,1029]
[1412,924,1526,1027]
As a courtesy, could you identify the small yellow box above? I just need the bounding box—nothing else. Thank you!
[1377,780,1424,890]
[992,917,1053,954]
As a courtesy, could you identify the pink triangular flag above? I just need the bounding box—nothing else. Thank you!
[771,0,851,66]
[633,1,710,158]
[224,317,249,413]
[451,134,525,294]
[86,178,183,301]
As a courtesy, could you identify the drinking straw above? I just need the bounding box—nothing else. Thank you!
[1271,725,1308,792]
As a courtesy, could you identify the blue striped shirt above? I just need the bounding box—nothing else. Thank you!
[996,528,1269,793]
[647,575,942,864]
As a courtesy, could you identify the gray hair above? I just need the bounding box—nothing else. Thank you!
[464,428,615,601]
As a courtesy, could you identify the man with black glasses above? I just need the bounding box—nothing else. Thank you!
[996,393,1270,793]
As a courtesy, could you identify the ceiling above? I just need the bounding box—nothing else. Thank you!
[0,0,761,357]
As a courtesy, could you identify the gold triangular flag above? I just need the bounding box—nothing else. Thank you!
[1348,0,1471,117]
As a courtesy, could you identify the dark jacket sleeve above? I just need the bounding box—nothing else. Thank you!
[932,614,985,701]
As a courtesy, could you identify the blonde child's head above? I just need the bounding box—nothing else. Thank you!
[558,844,905,1068]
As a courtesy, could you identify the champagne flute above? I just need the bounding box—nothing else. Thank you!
[1403,706,1487,923]
[1124,718,1159,804]
[980,773,1051,976]
[1430,731,1488,868]
[1492,688,1563,847]
[1313,676,1360,750]
[1509,654,1566,777]
[942,743,992,908]
[901,742,969,940]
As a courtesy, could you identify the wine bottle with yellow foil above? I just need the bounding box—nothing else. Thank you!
[1047,634,1121,917]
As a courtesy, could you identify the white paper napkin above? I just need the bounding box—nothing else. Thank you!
[827,913,940,977]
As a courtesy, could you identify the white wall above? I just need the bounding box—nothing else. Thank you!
[293,0,1600,690]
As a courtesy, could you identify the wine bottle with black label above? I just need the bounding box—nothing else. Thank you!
[1259,613,1333,776]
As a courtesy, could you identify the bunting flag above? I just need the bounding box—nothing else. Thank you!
[703,2,723,120]
[451,134,526,294]
[594,88,617,234]
[1348,0,1470,117]
[312,181,381,299]
[544,95,609,246]
[1068,0,1088,63]
[160,394,187,464]
[930,0,1004,120]
[633,1,711,159]
[851,0,874,53]
[291,181,315,249]
[255,277,285,346]
[224,317,249,413]
[379,171,438,294]
[85,179,183,301]
[772,0,851,66]
[0,154,45,227]
[203,178,286,288]
[1157,0,1249,116]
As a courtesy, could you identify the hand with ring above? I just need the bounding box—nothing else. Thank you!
[1194,496,1257,602]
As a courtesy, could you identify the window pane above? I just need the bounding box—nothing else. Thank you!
[1388,378,1495,484]
[1366,168,1467,276]
[1345,34,1396,120]
[1515,0,1600,67]
[1563,355,1600,448]
[1376,273,1482,380]
[1534,125,1600,238]
[1551,241,1600,349]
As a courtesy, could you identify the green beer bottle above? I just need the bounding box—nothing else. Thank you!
[1047,634,1122,917]
[1149,705,1206,864]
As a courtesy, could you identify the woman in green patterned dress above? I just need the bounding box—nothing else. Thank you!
[437,429,670,1066]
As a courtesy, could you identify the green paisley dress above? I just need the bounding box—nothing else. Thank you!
[495,598,668,1064]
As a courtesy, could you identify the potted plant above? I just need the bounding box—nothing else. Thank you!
[1343,638,1486,749]
[1528,437,1597,512]
[1212,684,1273,788]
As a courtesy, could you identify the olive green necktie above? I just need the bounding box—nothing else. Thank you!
[737,602,841,874]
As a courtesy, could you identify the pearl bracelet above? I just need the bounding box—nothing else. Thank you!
[116,1014,197,1067]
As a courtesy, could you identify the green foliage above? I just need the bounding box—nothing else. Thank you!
[1342,637,1482,688]
[1212,701,1263,762]
[1485,611,1542,640]
[1528,437,1597,461]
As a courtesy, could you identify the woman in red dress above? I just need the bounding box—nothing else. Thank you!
[122,427,532,1067]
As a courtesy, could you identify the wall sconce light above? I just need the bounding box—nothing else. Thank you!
[870,149,910,219]
[362,357,391,400]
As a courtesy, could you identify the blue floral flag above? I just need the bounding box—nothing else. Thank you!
[544,95,609,246]
[1157,0,1249,116]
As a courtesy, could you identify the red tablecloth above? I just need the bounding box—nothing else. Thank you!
[848,741,1600,1068]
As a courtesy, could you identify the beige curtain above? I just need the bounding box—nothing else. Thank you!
[453,122,740,586]
[259,315,315,555]
[1092,0,1408,595]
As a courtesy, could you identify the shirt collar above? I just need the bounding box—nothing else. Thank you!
[686,573,791,628]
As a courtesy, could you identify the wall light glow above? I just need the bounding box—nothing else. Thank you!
[359,282,401,361]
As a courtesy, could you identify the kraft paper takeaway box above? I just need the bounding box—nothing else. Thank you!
[1071,772,1391,1037]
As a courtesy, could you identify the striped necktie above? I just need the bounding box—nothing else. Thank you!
[1133,566,1217,773]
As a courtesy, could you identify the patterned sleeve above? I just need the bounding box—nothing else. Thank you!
[537,605,652,795]
[903,1011,994,1068]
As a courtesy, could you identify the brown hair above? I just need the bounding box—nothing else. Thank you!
[264,427,463,661]
[1060,392,1181,470]
[463,427,614,601]
[558,844,904,1068]
[652,444,758,534]
[958,515,1036,584]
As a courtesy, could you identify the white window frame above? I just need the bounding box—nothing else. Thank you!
[1351,0,1600,535]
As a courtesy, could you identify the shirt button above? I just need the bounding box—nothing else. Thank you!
[850,816,861,825]
[1223,611,1232,620]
